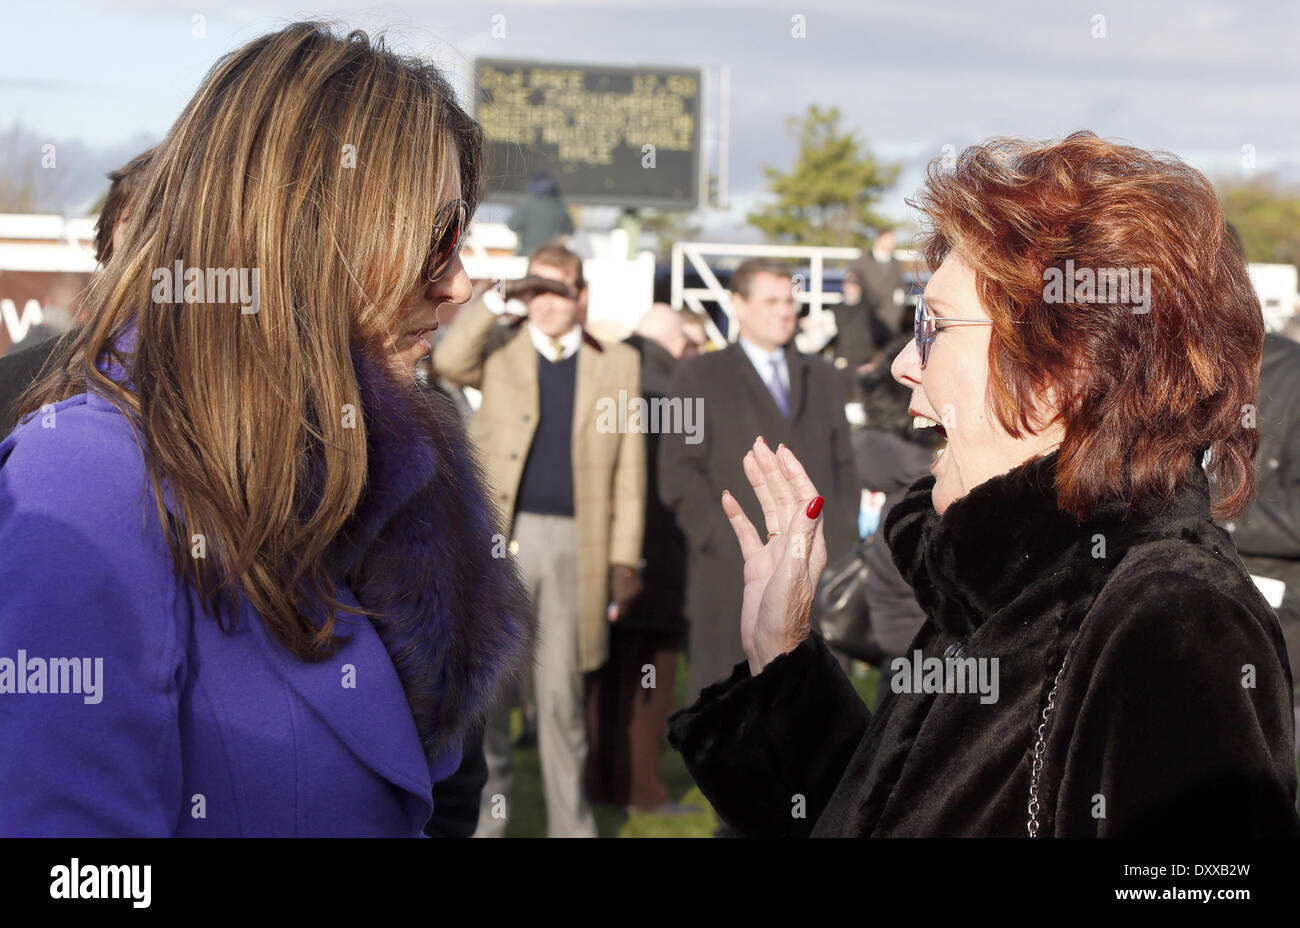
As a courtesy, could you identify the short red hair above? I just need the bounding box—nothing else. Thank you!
[911,131,1262,519]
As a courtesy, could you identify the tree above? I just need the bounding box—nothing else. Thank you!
[1219,172,1300,270]
[747,105,900,248]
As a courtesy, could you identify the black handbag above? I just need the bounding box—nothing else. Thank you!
[811,539,886,666]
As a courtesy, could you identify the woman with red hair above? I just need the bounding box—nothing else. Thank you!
[669,132,1300,837]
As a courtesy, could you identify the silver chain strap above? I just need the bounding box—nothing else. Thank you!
[1027,653,1068,837]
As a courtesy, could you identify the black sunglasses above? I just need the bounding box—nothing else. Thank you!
[426,199,469,282]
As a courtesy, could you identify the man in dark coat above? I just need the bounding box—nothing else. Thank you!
[0,338,60,435]
[585,305,694,814]
[1226,331,1300,776]
[830,274,877,373]
[658,258,860,699]
[843,228,907,356]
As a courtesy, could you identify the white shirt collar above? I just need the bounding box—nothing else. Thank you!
[737,335,788,389]
[528,321,582,361]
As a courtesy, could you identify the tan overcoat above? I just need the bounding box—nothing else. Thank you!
[434,302,645,672]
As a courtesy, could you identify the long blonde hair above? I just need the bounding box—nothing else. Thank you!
[20,22,483,658]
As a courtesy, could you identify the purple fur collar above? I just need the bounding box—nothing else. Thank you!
[98,325,531,762]
[327,348,535,761]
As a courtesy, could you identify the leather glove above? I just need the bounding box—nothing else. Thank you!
[607,563,644,621]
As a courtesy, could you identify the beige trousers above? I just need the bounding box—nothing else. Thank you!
[473,511,597,838]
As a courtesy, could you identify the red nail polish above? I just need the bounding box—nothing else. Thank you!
[757,435,766,444]
[806,496,824,519]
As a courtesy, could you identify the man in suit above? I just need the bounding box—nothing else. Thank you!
[659,258,859,700]
[435,243,645,837]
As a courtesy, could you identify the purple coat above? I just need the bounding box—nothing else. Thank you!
[0,337,533,836]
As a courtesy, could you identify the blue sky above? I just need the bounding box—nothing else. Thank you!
[3,0,1297,232]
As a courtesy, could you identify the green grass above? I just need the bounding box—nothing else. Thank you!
[502,655,881,837]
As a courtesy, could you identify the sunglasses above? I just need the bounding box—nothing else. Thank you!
[425,199,469,283]
[914,293,998,367]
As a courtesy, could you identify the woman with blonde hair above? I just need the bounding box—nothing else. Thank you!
[0,22,533,836]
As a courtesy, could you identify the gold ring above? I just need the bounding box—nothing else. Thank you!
[767,531,782,540]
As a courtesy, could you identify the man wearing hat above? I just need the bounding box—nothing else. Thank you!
[435,242,645,837]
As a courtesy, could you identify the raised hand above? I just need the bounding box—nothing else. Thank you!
[721,436,828,676]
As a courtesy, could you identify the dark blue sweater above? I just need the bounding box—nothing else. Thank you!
[516,349,576,516]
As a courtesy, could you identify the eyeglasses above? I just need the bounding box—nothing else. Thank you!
[425,199,469,283]
[914,293,998,367]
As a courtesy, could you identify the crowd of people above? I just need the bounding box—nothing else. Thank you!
[1,21,1299,838]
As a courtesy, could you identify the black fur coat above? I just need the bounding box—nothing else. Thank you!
[668,452,1300,836]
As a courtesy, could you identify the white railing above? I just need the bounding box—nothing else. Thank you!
[0,213,97,245]
[670,241,871,345]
